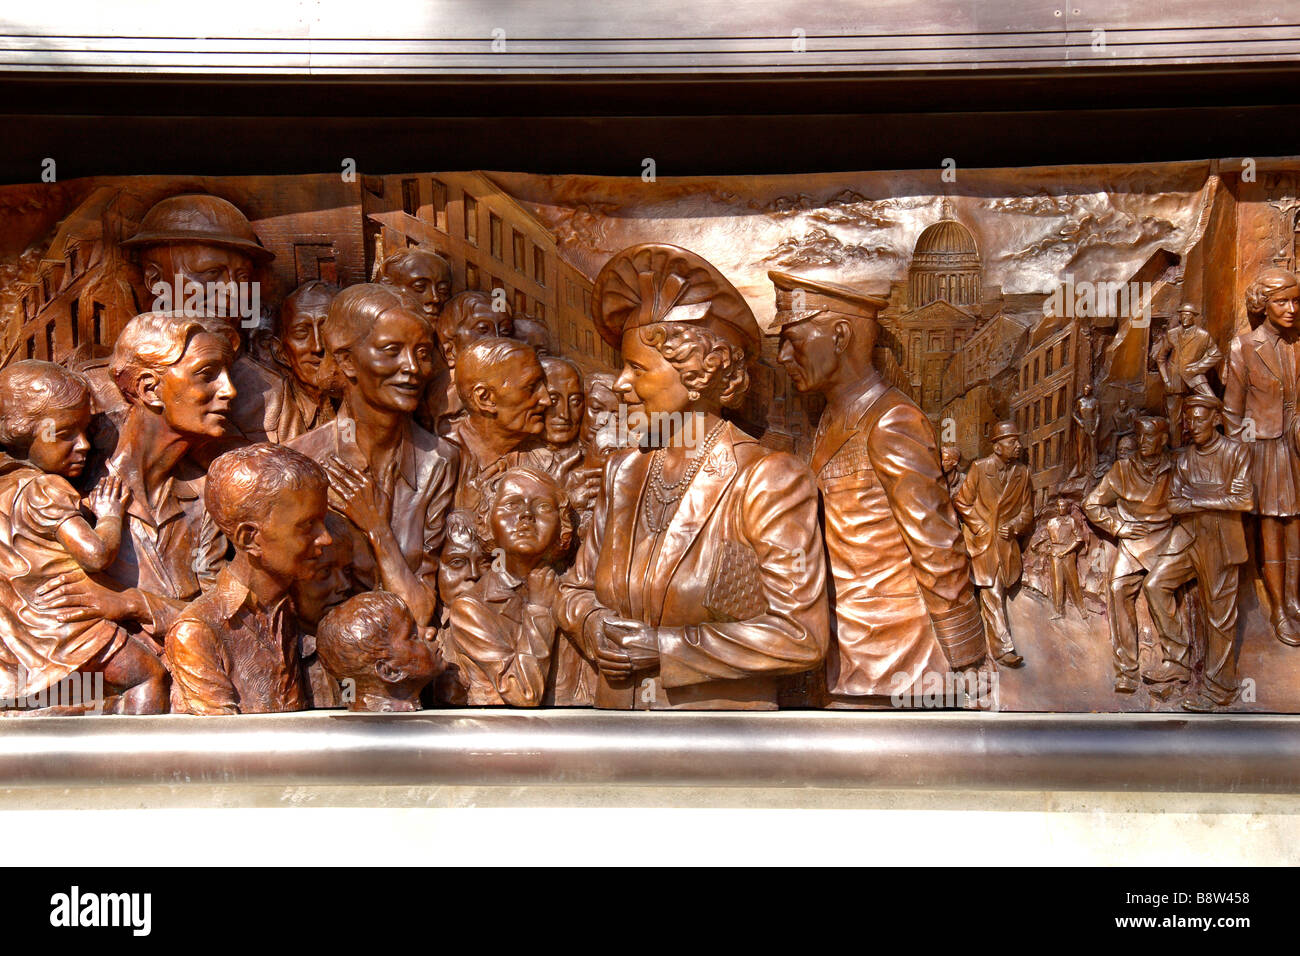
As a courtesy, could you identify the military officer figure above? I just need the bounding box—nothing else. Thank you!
[773,270,987,707]
[954,422,1033,668]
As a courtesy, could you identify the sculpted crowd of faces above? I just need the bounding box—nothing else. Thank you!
[539,356,584,448]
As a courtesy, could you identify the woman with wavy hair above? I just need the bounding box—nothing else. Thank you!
[556,243,829,710]
[1224,267,1300,644]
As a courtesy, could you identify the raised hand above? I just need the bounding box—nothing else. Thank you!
[86,473,129,521]
[323,457,391,536]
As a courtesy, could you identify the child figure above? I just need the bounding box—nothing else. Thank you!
[166,443,333,715]
[445,466,573,707]
[316,591,440,712]
[0,360,166,713]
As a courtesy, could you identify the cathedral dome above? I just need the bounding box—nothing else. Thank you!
[909,212,981,308]
[912,219,979,266]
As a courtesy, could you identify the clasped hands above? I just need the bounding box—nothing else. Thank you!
[593,613,659,679]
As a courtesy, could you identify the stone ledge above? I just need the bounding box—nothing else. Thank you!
[0,710,1296,793]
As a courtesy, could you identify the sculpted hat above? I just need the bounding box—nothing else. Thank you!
[991,420,1020,441]
[768,269,889,329]
[1183,393,1222,411]
[593,243,760,358]
[123,194,274,263]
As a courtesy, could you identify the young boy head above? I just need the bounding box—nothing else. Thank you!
[0,360,94,478]
[205,442,332,583]
[316,590,438,710]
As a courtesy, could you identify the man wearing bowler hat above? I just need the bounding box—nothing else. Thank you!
[773,269,986,707]
[954,420,1033,668]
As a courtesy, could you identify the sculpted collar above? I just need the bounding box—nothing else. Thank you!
[331,405,418,492]
[212,565,292,626]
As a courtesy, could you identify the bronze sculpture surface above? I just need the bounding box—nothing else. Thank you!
[1,159,1299,717]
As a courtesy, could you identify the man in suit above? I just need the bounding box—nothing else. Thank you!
[1153,303,1222,446]
[954,421,1033,668]
[1144,395,1252,711]
[774,270,986,706]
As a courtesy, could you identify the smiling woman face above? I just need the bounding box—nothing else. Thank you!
[615,329,693,419]
[344,308,437,415]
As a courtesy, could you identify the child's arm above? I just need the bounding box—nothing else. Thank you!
[57,475,129,573]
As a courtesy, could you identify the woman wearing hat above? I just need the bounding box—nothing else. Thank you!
[555,243,829,709]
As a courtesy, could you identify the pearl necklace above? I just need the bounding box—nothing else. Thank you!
[641,419,728,535]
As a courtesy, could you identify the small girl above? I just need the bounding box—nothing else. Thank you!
[0,360,165,713]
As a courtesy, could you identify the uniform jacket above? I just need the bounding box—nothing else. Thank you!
[556,421,829,710]
[954,455,1033,587]
[813,370,985,697]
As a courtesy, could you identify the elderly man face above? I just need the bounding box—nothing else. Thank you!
[940,447,960,472]
[778,314,845,395]
[540,357,584,447]
[279,288,333,392]
[152,331,238,439]
[489,348,551,438]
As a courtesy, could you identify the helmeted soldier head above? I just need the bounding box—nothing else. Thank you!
[123,194,272,319]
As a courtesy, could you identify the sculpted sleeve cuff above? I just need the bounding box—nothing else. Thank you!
[165,619,238,715]
[929,600,986,670]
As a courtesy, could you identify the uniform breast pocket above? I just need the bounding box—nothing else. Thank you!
[820,468,878,496]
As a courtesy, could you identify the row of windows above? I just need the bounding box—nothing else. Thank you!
[400,178,550,289]
[23,299,109,361]
[1017,384,1070,433]
[1028,429,1066,472]
[1020,334,1072,391]
[463,264,547,322]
